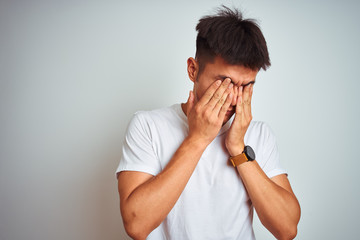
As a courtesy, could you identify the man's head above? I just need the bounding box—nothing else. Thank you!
[195,6,270,75]
[186,6,270,123]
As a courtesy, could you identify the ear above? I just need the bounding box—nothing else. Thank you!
[187,57,198,83]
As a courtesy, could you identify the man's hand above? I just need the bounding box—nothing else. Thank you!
[186,78,233,145]
[225,83,254,156]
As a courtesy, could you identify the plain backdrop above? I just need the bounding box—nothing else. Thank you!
[1,0,360,239]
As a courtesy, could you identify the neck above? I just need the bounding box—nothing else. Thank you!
[181,102,188,116]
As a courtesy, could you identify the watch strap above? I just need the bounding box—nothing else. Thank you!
[229,152,249,167]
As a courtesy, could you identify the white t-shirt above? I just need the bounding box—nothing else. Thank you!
[116,104,287,240]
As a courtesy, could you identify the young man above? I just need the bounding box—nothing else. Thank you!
[116,6,301,240]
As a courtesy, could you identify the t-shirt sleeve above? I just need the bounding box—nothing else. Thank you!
[261,123,288,179]
[115,112,161,179]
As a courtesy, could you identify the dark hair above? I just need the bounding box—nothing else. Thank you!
[195,6,270,73]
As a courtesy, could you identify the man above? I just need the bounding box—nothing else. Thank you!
[116,6,301,240]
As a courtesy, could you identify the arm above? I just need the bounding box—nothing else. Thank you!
[226,84,301,240]
[237,163,300,240]
[118,136,207,240]
[118,79,234,240]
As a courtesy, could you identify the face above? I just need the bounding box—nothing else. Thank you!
[187,55,258,123]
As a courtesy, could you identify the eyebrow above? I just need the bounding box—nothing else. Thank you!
[215,75,256,86]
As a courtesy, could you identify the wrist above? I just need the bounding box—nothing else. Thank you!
[184,135,209,151]
[229,145,256,168]
[228,143,245,157]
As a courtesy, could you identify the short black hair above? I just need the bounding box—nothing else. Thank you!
[195,6,270,73]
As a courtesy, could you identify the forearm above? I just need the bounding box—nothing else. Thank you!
[122,136,207,239]
[237,161,300,240]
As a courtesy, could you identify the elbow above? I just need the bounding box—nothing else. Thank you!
[123,219,148,240]
[278,199,300,239]
[121,202,162,240]
[289,226,298,239]
[277,224,298,240]
[121,208,148,240]
[284,226,298,240]
[122,207,156,240]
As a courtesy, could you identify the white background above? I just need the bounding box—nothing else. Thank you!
[1,0,359,239]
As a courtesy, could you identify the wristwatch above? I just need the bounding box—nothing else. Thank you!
[229,146,256,167]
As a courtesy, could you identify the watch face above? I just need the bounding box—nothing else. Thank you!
[244,146,256,160]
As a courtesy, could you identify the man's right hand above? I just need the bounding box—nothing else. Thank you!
[186,78,234,145]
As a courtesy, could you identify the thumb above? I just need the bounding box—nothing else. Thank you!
[186,90,195,117]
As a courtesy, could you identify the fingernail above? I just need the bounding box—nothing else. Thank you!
[228,83,233,89]
[225,78,231,84]
[216,80,221,86]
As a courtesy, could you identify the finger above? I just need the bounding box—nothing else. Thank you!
[186,90,195,117]
[196,80,222,107]
[236,86,243,114]
[243,84,253,119]
[242,84,252,106]
[207,78,233,109]
[218,92,233,119]
[231,85,238,106]
[250,83,254,99]
[233,86,244,124]
[213,85,232,114]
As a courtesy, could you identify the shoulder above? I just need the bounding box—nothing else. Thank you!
[247,121,275,139]
[245,120,278,148]
[135,104,179,119]
[128,104,183,132]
